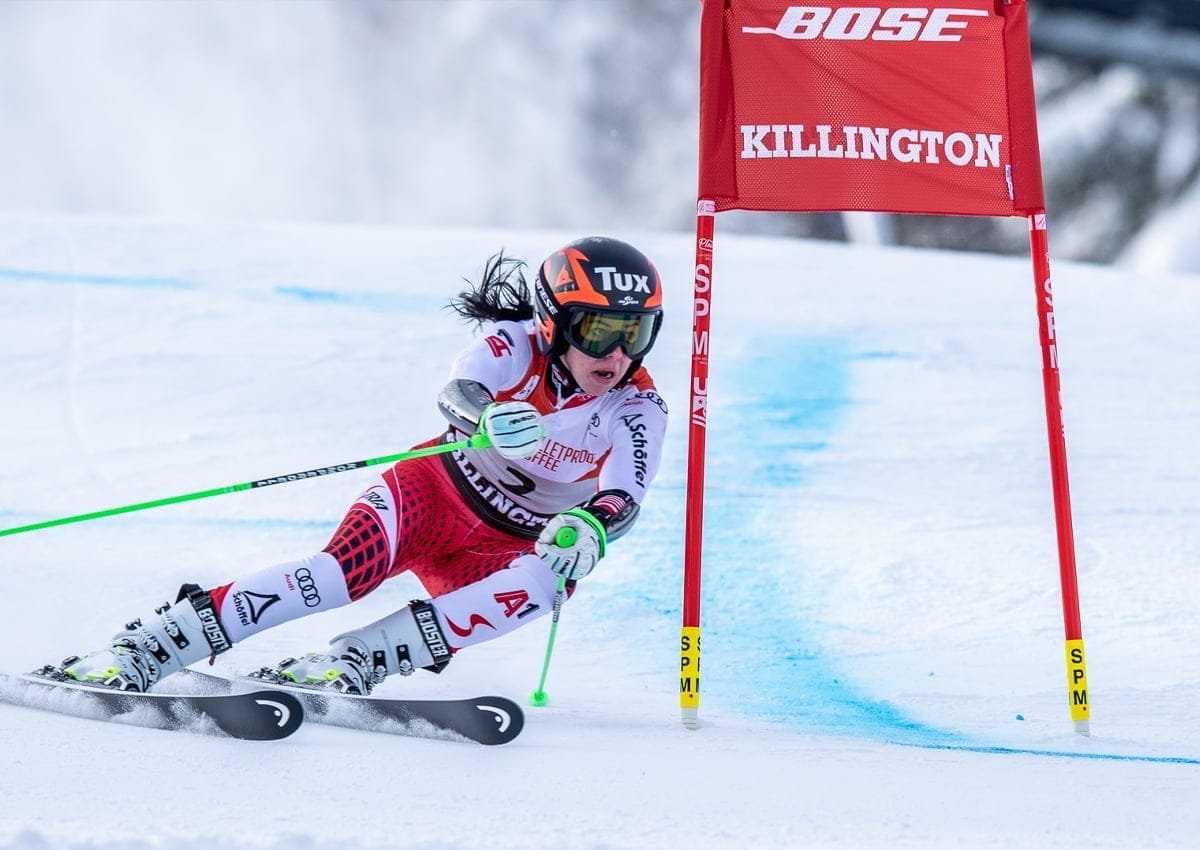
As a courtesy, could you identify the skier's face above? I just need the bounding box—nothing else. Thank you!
[562,345,632,396]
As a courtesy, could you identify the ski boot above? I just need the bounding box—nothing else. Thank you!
[54,584,233,692]
[258,639,384,695]
[251,599,453,695]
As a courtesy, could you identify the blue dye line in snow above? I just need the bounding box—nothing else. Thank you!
[140,515,332,532]
[0,508,330,534]
[0,267,195,289]
[646,337,1200,765]
[274,286,443,313]
[0,266,443,312]
[920,742,1200,765]
[609,336,962,745]
[694,337,969,745]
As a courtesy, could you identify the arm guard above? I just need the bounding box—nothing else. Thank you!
[581,488,641,542]
[437,378,494,433]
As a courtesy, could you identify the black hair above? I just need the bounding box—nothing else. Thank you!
[448,251,535,327]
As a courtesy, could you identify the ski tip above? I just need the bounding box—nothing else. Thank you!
[1,672,307,741]
[473,696,525,745]
[230,689,306,740]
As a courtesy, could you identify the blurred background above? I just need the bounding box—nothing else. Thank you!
[1,0,1197,273]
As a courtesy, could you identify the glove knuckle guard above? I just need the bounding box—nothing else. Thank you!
[482,402,544,459]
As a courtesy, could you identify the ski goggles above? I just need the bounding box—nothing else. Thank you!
[566,310,660,359]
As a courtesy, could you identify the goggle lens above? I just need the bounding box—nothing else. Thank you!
[567,311,658,359]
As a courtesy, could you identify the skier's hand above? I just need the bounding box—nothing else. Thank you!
[478,401,544,459]
[536,509,607,580]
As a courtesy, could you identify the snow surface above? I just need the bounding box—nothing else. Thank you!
[0,216,1197,850]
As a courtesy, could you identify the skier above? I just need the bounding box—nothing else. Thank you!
[53,236,668,694]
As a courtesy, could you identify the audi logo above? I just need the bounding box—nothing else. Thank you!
[294,566,321,608]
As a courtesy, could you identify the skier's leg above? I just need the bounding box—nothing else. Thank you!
[55,466,411,692]
[426,554,562,650]
[266,554,562,693]
[207,551,353,643]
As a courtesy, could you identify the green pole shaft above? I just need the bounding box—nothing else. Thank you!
[530,576,569,706]
[530,523,577,706]
[0,434,488,538]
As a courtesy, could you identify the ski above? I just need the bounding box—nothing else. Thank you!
[183,670,524,745]
[0,670,304,741]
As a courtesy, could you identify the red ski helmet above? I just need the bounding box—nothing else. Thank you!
[533,237,664,371]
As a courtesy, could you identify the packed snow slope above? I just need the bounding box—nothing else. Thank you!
[0,216,1197,850]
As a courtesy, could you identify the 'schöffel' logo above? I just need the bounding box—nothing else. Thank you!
[234,590,282,626]
[619,412,650,488]
[742,6,988,42]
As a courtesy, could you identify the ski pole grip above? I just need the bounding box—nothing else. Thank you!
[555,526,578,548]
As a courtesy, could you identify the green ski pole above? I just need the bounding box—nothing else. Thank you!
[0,433,492,538]
[529,527,574,707]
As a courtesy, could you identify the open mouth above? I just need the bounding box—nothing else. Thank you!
[592,367,617,381]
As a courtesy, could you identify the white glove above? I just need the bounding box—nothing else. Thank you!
[479,401,545,459]
[536,509,607,580]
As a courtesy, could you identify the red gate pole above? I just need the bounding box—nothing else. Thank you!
[1028,211,1091,735]
[680,199,716,729]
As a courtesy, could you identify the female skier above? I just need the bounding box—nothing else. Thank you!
[54,236,669,694]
